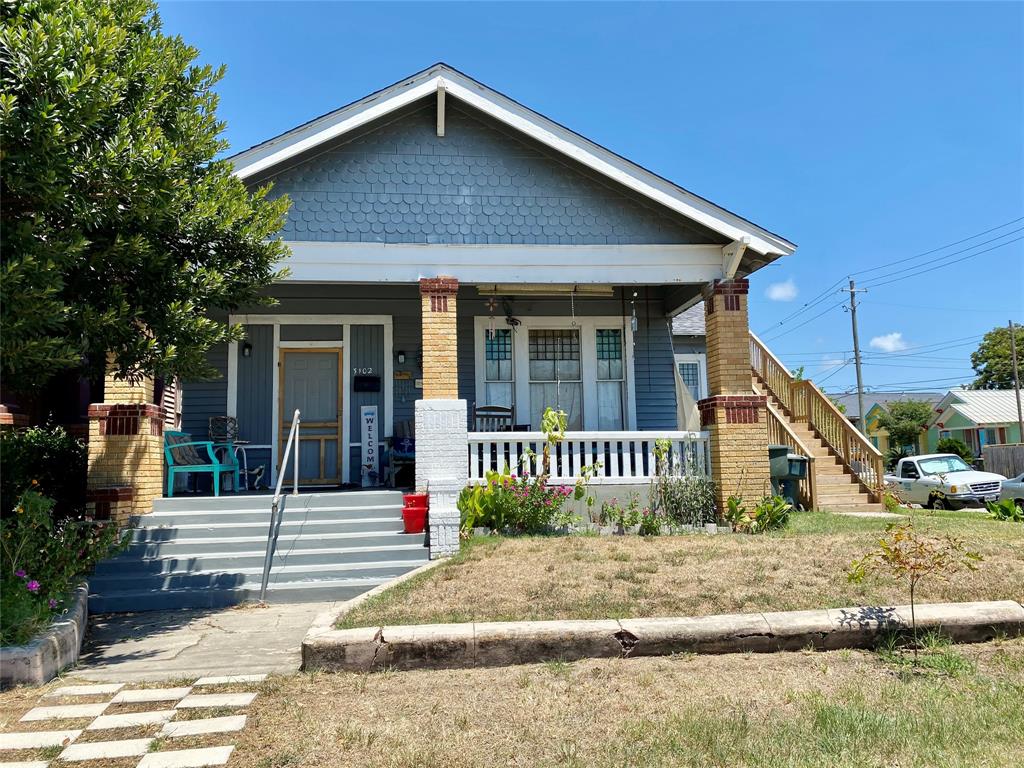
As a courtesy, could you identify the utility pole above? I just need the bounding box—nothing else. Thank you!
[848,280,868,434]
[1011,319,1024,442]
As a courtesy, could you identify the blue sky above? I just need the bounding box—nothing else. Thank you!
[159,1,1023,394]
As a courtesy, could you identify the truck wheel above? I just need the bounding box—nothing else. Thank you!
[929,495,947,511]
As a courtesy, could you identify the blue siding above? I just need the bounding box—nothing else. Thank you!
[236,325,274,446]
[263,102,716,246]
[182,344,228,440]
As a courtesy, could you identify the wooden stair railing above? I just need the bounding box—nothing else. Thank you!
[750,332,884,502]
[764,399,818,510]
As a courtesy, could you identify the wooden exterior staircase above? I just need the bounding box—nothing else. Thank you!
[750,334,885,512]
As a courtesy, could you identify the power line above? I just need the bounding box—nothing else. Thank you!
[756,217,1024,334]
[848,216,1024,278]
[760,300,846,342]
[864,234,1024,288]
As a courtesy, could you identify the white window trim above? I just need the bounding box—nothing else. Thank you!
[473,316,636,430]
[674,353,708,401]
[228,314,393,484]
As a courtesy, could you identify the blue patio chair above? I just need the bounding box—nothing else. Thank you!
[164,431,240,497]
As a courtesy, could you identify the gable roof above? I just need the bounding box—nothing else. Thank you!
[229,63,796,260]
[932,389,1023,427]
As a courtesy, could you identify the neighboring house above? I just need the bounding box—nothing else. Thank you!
[176,63,796,500]
[672,302,708,401]
[929,389,1024,456]
[829,392,943,454]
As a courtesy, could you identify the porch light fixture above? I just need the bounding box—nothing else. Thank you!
[242,341,253,358]
[396,350,406,364]
[476,284,615,297]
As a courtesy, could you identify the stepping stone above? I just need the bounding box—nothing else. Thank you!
[45,683,124,698]
[111,688,191,704]
[59,738,153,761]
[175,693,255,709]
[192,674,266,686]
[160,715,246,738]
[0,730,81,749]
[87,709,176,730]
[0,761,51,768]
[20,703,108,721]
[137,746,234,768]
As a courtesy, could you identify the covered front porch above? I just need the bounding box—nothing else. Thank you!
[192,276,721,492]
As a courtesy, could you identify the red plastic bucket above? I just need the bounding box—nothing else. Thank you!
[402,506,427,533]
[402,493,428,534]
[403,493,429,510]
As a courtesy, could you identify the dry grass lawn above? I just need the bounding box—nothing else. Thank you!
[340,510,1024,628]
[228,638,1024,768]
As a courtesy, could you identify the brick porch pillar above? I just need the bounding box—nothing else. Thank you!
[697,279,771,512]
[415,277,466,558]
[86,370,164,524]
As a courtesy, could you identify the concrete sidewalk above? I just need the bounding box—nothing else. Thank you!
[70,602,342,682]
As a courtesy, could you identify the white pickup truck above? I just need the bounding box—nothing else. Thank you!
[884,453,1005,510]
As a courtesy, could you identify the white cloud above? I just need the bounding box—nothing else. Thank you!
[869,332,908,353]
[821,355,846,371]
[766,279,798,302]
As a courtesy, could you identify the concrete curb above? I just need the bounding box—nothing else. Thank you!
[305,558,446,641]
[1,583,90,688]
[302,599,1024,673]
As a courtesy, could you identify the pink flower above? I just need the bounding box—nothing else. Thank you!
[49,598,58,609]
[15,569,26,579]
[26,580,40,593]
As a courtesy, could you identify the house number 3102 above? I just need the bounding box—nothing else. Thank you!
[353,367,375,375]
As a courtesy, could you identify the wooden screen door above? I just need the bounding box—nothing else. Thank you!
[279,348,343,485]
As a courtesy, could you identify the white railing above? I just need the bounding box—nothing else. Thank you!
[468,430,710,485]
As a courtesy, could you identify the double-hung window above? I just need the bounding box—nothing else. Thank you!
[596,329,625,429]
[483,328,514,410]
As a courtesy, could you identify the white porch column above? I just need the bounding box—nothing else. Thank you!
[415,399,467,558]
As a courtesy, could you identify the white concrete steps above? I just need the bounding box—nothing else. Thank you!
[89,491,428,613]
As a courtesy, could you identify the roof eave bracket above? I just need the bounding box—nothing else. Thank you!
[722,238,750,279]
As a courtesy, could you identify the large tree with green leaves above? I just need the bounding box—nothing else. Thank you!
[970,325,1024,390]
[875,400,935,451]
[0,0,289,391]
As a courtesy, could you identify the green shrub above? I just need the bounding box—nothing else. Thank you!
[936,437,974,462]
[725,495,792,534]
[457,468,577,535]
[1,490,125,646]
[986,498,1024,523]
[649,439,717,526]
[885,445,909,472]
[0,425,86,520]
[638,506,664,536]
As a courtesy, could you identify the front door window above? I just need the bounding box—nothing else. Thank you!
[484,328,514,410]
[528,329,583,430]
[279,349,342,485]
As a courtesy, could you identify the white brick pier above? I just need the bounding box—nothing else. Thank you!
[414,399,468,559]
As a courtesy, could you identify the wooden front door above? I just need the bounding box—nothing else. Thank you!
[279,348,343,485]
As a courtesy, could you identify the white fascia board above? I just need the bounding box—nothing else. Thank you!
[232,68,795,258]
[232,74,440,180]
[278,241,725,284]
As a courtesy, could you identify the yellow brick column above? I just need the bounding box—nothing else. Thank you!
[416,276,466,558]
[419,276,460,399]
[698,279,772,512]
[86,371,165,523]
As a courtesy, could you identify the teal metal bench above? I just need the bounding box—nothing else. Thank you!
[164,431,240,497]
